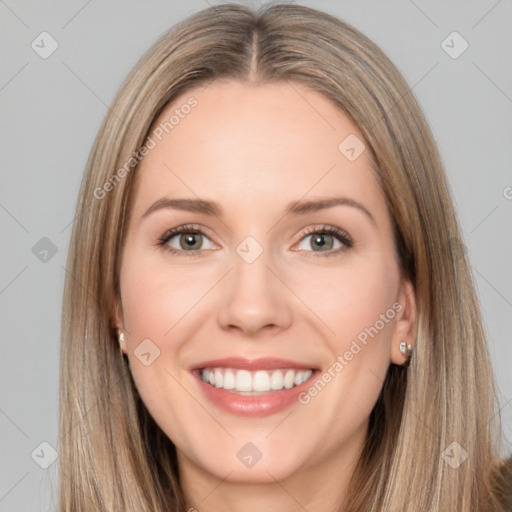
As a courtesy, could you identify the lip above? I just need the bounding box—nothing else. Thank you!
[189,358,320,418]
[189,357,317,372]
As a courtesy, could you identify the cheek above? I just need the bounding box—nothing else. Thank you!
[287,255,400,347]
[118,251,219,418]
[118,253,205,439]
[120,253,214,340]
[290,259,400,442]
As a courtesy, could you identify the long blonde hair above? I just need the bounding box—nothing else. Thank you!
[58,3,511,510]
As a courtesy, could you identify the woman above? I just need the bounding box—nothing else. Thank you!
[58,3,512,511]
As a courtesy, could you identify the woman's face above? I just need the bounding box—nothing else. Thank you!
[115,80,416,488]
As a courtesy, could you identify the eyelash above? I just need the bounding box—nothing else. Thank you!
[156,223,353,258]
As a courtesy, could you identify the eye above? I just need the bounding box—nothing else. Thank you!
[157,224,216,255]
[294,225,353,257]
[156,223,353,258]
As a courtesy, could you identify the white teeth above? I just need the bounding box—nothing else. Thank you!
[223,369,235,389]
[284,369,295,389]
[214,368,223,388]
[235,370,252,391]
[270,370,283,390]
[253,370,270,392]
[200,367,314,392]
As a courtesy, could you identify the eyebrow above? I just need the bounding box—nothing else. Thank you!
[140,196,376,225]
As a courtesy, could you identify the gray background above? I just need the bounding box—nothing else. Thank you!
[1,0,511,510]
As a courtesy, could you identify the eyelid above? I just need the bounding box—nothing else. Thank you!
[158,223,210,242]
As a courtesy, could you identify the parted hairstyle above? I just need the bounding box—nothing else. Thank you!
[58,3,512,511]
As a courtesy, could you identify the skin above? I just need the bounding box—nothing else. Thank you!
[113,79,417,512]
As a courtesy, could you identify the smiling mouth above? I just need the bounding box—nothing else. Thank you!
[197,367,314,395]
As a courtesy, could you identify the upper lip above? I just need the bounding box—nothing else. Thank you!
[189,357,318,372]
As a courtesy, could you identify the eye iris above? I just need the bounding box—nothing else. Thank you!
[180,233,201,250]
[312,233,333,251]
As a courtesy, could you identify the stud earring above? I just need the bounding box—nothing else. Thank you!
[118,329,126,354]
[399,341,413,358]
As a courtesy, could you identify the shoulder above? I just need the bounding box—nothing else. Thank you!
[495,456,512,511]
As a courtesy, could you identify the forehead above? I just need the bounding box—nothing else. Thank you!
[130,79,387,224]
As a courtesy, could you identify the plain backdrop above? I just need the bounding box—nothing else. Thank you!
[1,1,511,510]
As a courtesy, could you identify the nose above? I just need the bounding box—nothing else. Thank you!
[216,244,293,337]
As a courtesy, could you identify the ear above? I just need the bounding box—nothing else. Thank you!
[390,278,417,366]
[111,296,128,355]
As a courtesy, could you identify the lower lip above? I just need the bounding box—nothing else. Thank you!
[192,370,319,418]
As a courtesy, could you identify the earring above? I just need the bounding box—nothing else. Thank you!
[118,329,126,354]
[399,341,413,358]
